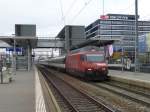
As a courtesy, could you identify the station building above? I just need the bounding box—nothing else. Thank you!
[85,14,150,61]
[57,25,86,54]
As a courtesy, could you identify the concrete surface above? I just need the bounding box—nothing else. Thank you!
[35,67,46,112]
[109,70,150,82]
[109,70,150,89]
[0,70,35,112]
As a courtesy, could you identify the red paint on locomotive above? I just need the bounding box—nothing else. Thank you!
[65,50,108,80]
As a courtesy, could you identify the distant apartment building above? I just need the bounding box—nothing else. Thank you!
[85,14,150,59]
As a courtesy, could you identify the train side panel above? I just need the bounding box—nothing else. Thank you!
[66,54,81,76]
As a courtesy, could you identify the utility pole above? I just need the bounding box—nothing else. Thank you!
[135,0,138,72]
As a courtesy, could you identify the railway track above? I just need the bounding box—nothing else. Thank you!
[39,66,115,112]
[93,81,150,107]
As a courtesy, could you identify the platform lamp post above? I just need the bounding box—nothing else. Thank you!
[121,37,124,72]
[134,0,138,72]
[12,34,16,75]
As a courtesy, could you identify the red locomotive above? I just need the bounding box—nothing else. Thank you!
[66,49,108,80]
[40,46,108,80]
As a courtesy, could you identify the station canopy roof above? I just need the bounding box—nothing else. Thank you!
[0,36,37,48]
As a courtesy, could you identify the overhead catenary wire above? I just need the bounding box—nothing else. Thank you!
[58,0,66,26]
[55,0,66,53]
[55,0,66,32]
[65,0,78,18]
[70,0,94,24]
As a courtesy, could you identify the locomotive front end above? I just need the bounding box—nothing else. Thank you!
[85,53,108,80]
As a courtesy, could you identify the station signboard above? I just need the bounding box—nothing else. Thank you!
[6,47,22,52]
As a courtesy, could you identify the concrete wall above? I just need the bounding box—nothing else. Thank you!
[71,26,85,46]
[15,24,36,36]
[64,26,85,52]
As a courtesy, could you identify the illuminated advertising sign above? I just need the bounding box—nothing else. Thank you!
[100,15,109,20]
[109,15,128,20]
[100,14,136,20]
[108,45,113,56]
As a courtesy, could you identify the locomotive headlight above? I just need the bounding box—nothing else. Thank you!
[86,68,93,75]
[87,68,92,71]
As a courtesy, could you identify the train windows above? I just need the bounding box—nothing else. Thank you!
[86,54,104,62]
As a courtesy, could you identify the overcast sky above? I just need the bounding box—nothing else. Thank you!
[0,0,150,37]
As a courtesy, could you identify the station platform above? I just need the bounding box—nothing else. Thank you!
[108,64,150,73]
[108,70,150,89]
[1,67,150,112]
[0,70,35,112]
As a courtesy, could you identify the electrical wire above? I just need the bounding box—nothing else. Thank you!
[70,0,94,24]
[65,0,78,18]
[58,0,65,25]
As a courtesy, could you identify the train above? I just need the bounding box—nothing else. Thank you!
[40,46,108,80]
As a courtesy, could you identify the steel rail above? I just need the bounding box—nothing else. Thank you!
[94,82,150,107]
[105,81,150,98]
[40,66,115,112]
[39,67,78,112]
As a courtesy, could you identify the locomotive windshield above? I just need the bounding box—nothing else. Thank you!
[86,54,104,62]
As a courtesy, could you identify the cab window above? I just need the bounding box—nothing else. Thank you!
[80,55,86,61]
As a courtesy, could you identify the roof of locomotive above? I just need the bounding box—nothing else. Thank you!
[70,46,102,53]
[68,50,104,56]
[68,46,104,55]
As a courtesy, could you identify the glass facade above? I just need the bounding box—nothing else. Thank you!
[85,14,150,61]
